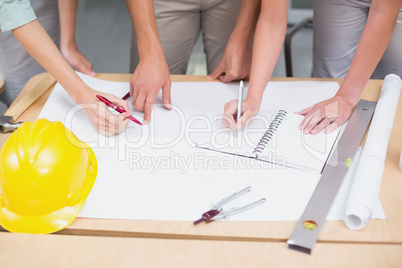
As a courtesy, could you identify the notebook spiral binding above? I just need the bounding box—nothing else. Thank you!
[253,110,287,154]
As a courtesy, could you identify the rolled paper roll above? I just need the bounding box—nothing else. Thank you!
[345,74,402,230]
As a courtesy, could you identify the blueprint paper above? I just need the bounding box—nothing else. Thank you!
[37,73,385,221]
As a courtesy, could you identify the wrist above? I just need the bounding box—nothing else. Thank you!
[137,45,168,71]
[246,84,265,104]
[79,87,97,103]
[244,94,262,109]
[336,84,363,106]
[139,44,165,62]
[229,29,253,49]
[66,84,96,104]
[136,29,164,58]
[60,40,79,55]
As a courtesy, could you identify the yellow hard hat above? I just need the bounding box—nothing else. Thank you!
[0,119,97,234]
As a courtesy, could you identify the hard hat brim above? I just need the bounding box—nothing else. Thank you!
[0,201,87,234]
[0,143,98,234]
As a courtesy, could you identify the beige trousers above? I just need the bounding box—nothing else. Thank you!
[313,0,402,79]
[130,0,242,74]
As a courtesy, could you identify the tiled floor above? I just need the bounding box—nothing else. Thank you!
[76,0,313,78]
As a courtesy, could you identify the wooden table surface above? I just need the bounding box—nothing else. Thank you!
[0,73,401,267]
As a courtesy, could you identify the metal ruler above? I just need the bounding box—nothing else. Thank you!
[287,99,376,254]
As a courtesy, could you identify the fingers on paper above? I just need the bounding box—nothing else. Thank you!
[143,97,157,126]
[237,109,253,131]
[296,104,315,116]
[325,119,340,134]
[219,70,246,83]
[299,108,322,133]
[298,106,318,130]
[97,105,130,136]
[310,116,331,135]
[130,78,137,106]
[162,79,172,110]
[64,49,96,77]
[77,58,95,77]
[106,94,131,115]
[300,109,342,135]
[105,114,130,136]
[222,99,238,130]
[207,64,224,80]
[101,121,129,137]
[115,114,130,133]
[134,92,146,112]
[219,73,235,83]
[144,85,163,125]
[222,114,236,130]
[131,87,139,108]
[78,64,95,77]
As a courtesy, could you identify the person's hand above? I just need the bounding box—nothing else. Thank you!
[130,55,171,125]
[61,44,96,76]
[296,95,355,135]
[222,96,261,131]
[78,89,131,137]
[207,38,251,83]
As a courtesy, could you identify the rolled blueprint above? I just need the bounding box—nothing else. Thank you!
[345,74,402,230]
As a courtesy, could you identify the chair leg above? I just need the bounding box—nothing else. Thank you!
[284,18,313,77]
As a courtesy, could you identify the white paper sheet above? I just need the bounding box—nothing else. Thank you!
[344,74,401,230]
[37,73,385,222]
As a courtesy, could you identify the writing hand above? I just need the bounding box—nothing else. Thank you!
[222,97,261,131]
[79,90,131,136]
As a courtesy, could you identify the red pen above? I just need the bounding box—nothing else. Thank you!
[122,92,130,100]
[96,95,142,126]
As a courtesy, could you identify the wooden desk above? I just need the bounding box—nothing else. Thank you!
[0,73,401,267]
[0,78,4,95]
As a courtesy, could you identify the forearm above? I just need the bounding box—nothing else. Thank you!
[229,0,261,48]
[247,0,288,101]
[125,0,163,59]
[12,20,91,103]
[338,0,401,104]
[58,0,78,50]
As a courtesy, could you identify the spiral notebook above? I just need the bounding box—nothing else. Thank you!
[196,109,340,174]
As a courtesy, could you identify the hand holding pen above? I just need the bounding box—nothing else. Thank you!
[96,95,142,126]
[76,92,133,137]
[222,81,261,131]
